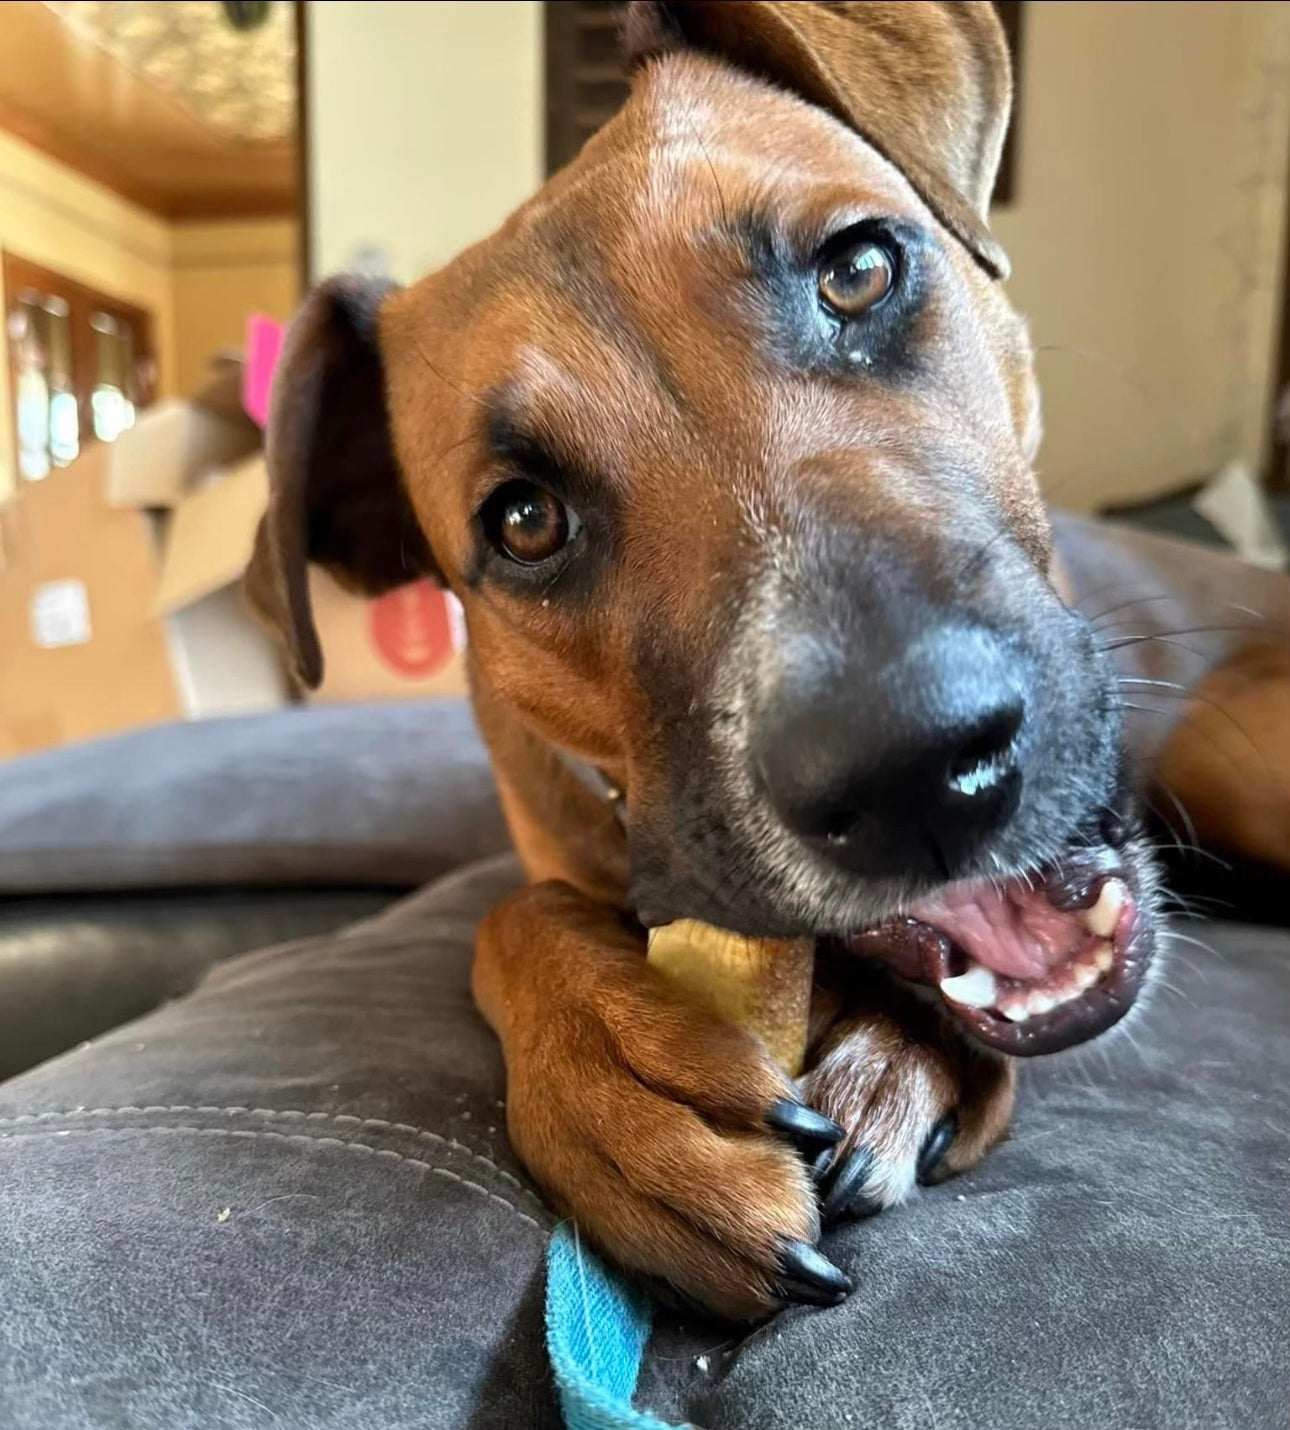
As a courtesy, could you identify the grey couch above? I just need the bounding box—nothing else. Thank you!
[0,701,1286,1430]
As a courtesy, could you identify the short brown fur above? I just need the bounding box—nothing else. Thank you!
[248,2,1289,1318]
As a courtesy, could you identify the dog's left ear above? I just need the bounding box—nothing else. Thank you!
[625,1,1012,277]
[245,275,437,689]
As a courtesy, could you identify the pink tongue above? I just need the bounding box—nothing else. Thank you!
[907,879,1082,980]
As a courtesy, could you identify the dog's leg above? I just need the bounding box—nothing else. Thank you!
[472,880,851,1320]
[804,971,1015,1222]
[1154,640,1290,873]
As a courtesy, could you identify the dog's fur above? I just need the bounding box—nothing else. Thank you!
[247,2,1290,1319]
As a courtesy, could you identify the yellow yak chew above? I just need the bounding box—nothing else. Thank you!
[646,921,815,1075]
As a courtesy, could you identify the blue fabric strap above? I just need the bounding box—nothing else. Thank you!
[545,1223,693,1430]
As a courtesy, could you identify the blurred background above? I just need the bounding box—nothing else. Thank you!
[2,0,1289,760]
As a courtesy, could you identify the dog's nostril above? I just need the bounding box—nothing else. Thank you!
[943,704,1023,801]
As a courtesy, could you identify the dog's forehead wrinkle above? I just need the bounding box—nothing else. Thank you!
[486,330,681,488]
[637,52,924,198]
[625,66,933,254]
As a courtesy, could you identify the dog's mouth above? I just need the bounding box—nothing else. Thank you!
[840,841,1156,1055]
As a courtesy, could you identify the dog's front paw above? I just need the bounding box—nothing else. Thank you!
[803,989,1015,1223]
[505,957,851,1321]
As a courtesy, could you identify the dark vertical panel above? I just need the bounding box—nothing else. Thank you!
[295,0,312,289]
[544,2,629,175]
[993,1,1025,207]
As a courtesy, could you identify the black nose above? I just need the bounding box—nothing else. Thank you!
[753,626,1026,881]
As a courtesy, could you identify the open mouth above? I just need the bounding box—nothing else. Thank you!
[842,843,1156,1055]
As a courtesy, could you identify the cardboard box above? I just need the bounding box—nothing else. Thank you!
[0,377,286,756]
[1,342,469,758]
[0,450,181,757]
[307,569,467,704]
[103,394,289,725]
[104,355,261,510]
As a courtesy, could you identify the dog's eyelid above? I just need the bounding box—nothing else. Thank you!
[815,216,912,263]
[482,396,608,506]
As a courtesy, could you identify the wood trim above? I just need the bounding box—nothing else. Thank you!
[296,0,313,287]
[993,1,1024,207]
[1268,103,1290,494]
[544,1,629,176]
[544,0,579,177]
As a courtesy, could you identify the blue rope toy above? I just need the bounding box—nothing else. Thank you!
[545,1223,694,1430]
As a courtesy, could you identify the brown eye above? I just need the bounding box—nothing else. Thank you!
[487,480,576,565]
[818,239,896,317]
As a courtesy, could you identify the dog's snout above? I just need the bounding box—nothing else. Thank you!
[753,626,1026,882]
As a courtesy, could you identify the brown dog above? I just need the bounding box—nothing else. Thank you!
[248,1,1290,1320]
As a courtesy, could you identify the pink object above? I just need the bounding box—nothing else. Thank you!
[243,314,285,429]
[368,581,455,679]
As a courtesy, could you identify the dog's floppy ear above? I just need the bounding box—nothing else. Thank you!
[624,1,1012,277]
[245,275,436,689]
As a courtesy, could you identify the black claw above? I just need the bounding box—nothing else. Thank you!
[917,1112,958,1186]
[766,1099,845,1157]
[776,1276,851,1309]
[774,1240,853,1306]
[819,1146,881,1223]
[811,1144,838,1184]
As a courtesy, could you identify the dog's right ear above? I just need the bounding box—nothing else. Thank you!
[624,1,1012,278]
[245,275,437,689]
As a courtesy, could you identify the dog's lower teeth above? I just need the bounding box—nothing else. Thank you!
[939,964,998,1008]
[1072,961,1100,993]
[937,930,1118,1026]
[1083,879,1126,939]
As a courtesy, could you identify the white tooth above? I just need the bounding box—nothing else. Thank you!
[1000,1002,1030,1023]
[1072,962,1099,992]
[1027,993,1056,1016]
[939,964,999,1009]
[1083,879,1126,939]
[1093,940,1115,975]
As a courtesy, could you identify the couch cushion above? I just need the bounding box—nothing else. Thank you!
[0,856,558,1430]
[0,700,509,894]
[0,857,1286,1429]
[0,888,398,1080]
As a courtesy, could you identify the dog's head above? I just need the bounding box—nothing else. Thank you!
[249,1,1156,1057]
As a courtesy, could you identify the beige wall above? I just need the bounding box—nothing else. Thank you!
[993,1,1290,510]
[306,0,542,282]
[0,129,175,498]
[170,219,299,398]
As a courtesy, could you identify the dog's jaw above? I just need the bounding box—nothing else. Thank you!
[838,825,1160,1055]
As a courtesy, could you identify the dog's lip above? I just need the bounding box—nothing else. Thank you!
[837,848,1157,1056]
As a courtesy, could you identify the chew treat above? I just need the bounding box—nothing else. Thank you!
[646,921,815,1075]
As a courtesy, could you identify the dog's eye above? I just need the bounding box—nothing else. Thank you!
[818,238,897,317]
[484,480,578,565]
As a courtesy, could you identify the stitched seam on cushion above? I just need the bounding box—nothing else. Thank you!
[0,839,465,858]
[0,1106,539,1209]
[0,1125,548,1232]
